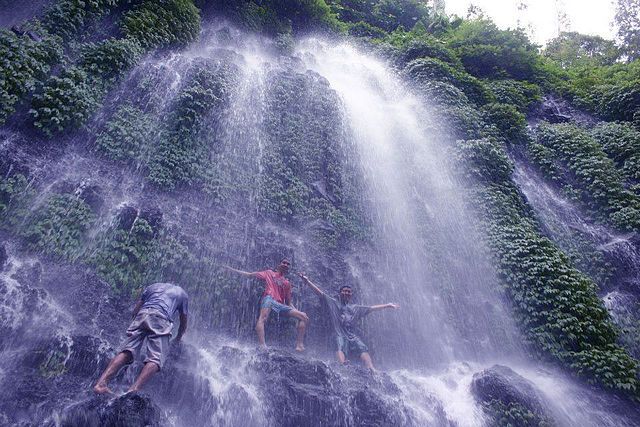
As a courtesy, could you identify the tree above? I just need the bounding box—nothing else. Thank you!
[614,0,640,61]
[544,32,620,68]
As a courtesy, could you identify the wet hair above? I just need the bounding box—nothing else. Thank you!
[339,285,352,292]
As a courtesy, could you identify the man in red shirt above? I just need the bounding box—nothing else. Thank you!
[225,258,308,351]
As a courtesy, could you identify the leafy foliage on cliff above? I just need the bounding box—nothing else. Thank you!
[454,137,639,396]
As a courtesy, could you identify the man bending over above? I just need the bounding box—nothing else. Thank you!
[225,258,308,351]
[93,282,188,394]
[298,272,398,371]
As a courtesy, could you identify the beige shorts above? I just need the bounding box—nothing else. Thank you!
[121,309,172,369]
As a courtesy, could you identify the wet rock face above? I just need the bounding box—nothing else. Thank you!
[250,349,418,427]
[0,243,7,271]
[54,393,163,427]
[471,365,551,426]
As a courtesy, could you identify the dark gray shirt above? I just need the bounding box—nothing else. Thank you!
[140,283,188,322]
[322,293,371,340]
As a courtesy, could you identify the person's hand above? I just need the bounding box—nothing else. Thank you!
[297,271,309,281]
[387,303,400,309]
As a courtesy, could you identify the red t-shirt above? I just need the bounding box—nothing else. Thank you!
[256,270,291,304]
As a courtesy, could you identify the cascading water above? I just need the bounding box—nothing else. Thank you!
[2,18,640,426]
[295,40,524,367]
[513,160,640,359]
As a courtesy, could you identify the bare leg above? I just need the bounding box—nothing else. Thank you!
[337,351,348,365]
[287,309,308,352]
[127,361,160,393]
[360,352,375,371]
[255,307,271,349]
[93,351,133,394]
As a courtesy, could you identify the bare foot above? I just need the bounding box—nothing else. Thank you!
[295,344,305,352]
[93,383,113,395]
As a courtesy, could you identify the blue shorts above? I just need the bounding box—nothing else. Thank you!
[260,295,293,314]
[336,335,368,357]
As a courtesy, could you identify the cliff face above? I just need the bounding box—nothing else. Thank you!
[1,1,640,425]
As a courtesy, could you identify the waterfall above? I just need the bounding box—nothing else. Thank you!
[295,40,524,367]
[513,160,640,359]
[1,20,640,426]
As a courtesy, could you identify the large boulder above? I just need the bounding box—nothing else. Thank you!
[471,365,552,426]
[53,392,163,427]
[249,348,418,426]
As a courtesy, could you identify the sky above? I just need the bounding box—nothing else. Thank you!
[444,0,617,46]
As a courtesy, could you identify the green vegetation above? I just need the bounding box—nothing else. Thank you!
[211,0,341,36]
[95,104,155,161]
[30,0,201,136]
[454,137,639,396]
[121,0,201,49]
[530,123,640,231]
[481,399,552,427]
[591,122,640,194]
[147,60,236,189]
[258,69,367,248]
[22,193,95,260]
[41,0,121,41]
[0,24,62,124]
[3,0,640,401]
[0,173,36,228]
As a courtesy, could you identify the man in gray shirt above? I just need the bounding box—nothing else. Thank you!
[298,273,398,371]
[93,283,188,394]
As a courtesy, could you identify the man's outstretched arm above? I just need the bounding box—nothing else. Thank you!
[297,272,325,297]
[370,303,400,312]
[223,265,260,278]
[175,313,188,342]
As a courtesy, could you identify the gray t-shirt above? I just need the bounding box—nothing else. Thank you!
[322,293,371,340]
[140,283,188,322]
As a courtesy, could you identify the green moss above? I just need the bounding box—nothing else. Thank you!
[21,193,95,260]
[454,137,639,396]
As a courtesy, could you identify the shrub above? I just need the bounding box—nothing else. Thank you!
[453,137,639,396]
[485,79,542,113]
[0,174,36,228]
[30,67,103,136]
[79,37,144,82]
[591,122,640,190]
[480,103,528,145]
[147,60,235,189]
[121,0,201,49]
[445,18,541,81]
[21,193,95,260]
[95,104,155,161]
[0,25,62,123]
[404,57,493,105]
[532,122,640,231]
[41,0,120,41]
